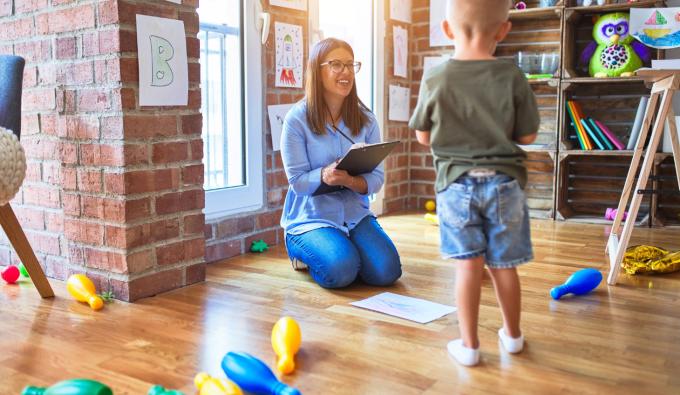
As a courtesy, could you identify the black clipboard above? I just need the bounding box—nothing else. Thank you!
[313,141,400,196]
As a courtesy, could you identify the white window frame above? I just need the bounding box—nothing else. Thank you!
[204,0,264,221]
[308,0,386,215]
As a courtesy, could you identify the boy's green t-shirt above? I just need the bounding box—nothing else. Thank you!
[409,59,540,192]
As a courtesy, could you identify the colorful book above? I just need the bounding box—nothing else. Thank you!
[571,101,594,150]
[595,119,625,150]
[568,101,593,150]
[587,118,614,150]
[565,101,587,150]
[581,118,605,150]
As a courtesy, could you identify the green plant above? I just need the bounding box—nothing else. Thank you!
[98,290,115,303]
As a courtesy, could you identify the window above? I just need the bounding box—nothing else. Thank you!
[199,0,264,219]
[309,0,377,110]
[309,0,386,214]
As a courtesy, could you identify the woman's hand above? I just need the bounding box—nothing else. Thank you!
[322,161,353,186]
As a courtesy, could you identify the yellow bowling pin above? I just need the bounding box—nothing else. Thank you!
[424,213,439,225]
[271,316,301,374]
[194,372,242,395]
[67,274,104,310]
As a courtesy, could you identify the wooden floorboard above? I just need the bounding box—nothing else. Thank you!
[1,213,680,394]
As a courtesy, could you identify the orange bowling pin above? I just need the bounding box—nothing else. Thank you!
[194,372,242,395]
[67,274,104,310]
[271,316,301,374]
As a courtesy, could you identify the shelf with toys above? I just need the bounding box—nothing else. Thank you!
[502,0,678,223]
[565,0,665,12]
[504,1,565,219]
[554,1,680,224]
[510,5,564,21]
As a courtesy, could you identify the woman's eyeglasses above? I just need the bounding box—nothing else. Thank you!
[320,60,362,74]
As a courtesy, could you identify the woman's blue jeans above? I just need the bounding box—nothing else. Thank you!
[285,216,402,289]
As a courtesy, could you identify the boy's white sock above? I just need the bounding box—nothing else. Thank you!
[447,339,480,366]
[498,328,524,354]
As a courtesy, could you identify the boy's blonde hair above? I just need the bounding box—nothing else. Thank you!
[446,0,512,39]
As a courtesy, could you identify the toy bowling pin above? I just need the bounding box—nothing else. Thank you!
[271,316,301,374]
[221,352,301,395]
[550,268,603,300]
[22,379,113,395]
[67,274,104,310]
[2,265,20,284]
[19,262,30,277]
[147,385,185,395]
[194,372,242,395]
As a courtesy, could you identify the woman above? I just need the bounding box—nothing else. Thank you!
[279,38,402,289]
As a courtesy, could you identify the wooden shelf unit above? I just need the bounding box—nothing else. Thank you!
[500,0,678,224]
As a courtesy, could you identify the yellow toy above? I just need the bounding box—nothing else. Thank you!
[271,316,301,374]
[194,372,242,395]
[67,274,104,310]
[424,200,436,212]
[622,245,680,275]
[424,213,439,226]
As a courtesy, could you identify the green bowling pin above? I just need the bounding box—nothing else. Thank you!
[22,379,113,395]
[19,262,30,277]
[148,385,185,395]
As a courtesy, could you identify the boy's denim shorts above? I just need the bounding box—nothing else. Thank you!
[436,173,533,268]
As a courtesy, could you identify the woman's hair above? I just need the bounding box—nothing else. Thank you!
[305,38,370,136]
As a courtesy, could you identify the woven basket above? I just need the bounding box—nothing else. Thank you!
[0,127,26,206]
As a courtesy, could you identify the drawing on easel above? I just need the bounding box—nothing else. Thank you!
[275,22,303,88]
[631,8,680,49]
[136,14,188,106]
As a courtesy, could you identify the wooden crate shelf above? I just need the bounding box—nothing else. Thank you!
[562,3,665,79]
[412,0,678,225]
[655,156,680,226]
[561,150,674,158]
[510,6,563,21]
[555,154,654,222]
[526,151,557,219]
[559,79,649,150]
[562,76,647,84]
[565,0,665,13]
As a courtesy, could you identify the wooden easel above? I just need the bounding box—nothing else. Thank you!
[0,203,54,298]
[606,69,680,285]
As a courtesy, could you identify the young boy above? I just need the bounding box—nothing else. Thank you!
[409,0,539,367]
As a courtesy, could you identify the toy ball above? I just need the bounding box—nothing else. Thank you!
[424,200,436,212]
[2,265,20,284]
[515,1,527,10]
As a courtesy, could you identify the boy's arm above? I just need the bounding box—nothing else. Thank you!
[513,72,541,145]
[515,133,537,145]
[409,77,434,146]
[416,130,431,146]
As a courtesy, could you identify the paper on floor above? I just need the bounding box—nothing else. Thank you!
[350,292,456,324]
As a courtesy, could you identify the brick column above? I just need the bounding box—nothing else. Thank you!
[0,0,205,301]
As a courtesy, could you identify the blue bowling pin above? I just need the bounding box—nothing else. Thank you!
[550,268,603,300]
[221,352,301,395]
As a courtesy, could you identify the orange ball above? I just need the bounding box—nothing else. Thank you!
[424,200,436,212]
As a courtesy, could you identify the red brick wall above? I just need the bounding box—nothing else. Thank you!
[0,0,205,301]
[383,0,413,214]
[409,0,448,211]
[203,2,307,263]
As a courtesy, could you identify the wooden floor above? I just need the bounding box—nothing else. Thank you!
[2,213,680,395]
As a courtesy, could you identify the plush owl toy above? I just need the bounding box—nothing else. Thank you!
[580,12,651,78]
